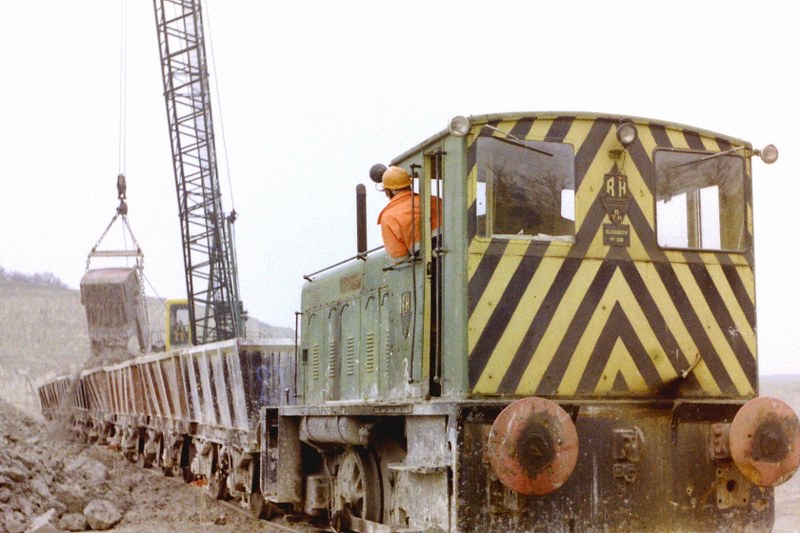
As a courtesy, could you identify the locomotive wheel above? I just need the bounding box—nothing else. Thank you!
[374,438,404,524]
[335,446,382,523]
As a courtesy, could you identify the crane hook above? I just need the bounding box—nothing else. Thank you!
[117,173,128,215]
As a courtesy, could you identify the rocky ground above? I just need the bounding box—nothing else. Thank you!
[0,400,318,533]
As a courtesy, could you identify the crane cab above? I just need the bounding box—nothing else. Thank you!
[165,299,191,351]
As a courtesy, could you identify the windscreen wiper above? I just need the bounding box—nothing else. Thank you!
[668,145,745,169]
[483,124,554,157]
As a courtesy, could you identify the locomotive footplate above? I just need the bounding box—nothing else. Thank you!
[456,401,774,532]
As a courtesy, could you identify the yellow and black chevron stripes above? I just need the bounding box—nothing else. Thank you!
[467,114,756,398]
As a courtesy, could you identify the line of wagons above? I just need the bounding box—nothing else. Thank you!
[37,338,296,518]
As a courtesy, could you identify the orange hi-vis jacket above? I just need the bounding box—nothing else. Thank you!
[377,190,441,258]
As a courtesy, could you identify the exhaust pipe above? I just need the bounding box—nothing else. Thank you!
[356,184,367,259]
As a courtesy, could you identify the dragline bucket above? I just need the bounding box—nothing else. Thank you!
[80,268,149,360]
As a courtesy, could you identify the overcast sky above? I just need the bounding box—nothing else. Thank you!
[1,1,798,374]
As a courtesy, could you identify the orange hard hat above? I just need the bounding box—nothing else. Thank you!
[382,166,412,190]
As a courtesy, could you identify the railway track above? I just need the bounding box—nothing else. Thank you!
[129,460,325,533]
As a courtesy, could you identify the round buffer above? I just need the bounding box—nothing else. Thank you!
[487,397,579,495]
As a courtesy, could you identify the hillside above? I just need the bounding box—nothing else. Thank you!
[0,269,293,413]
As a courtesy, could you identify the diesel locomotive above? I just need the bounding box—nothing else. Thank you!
[39,112,800,532]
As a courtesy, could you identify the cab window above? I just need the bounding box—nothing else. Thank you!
[476,137,575,239]
[655,149,746,251]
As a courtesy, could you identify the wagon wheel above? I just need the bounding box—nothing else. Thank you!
[161,463,174,477]
[207,448,229,500]
[335,446,382,523]
[182,441,198,483]
[135,444,148,468]
[160,438,176,477]
[249,492,277,520]
[134,430,150,468]
[123,429,138,463]
[182,464,195,483]
[248,454,276,519]
[207,469,229,500]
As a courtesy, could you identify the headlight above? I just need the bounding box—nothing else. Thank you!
[448,115,470,137]
[759,144,779,164]
[616,121,638,147]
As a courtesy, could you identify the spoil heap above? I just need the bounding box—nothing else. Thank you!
[0,399,128,532]
[0,400,278,533]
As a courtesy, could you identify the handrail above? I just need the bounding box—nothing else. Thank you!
[303,246,384,282]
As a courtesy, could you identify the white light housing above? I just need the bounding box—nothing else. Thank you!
[448,115,470,137]
[616,122,638,146]
[759,144,779,164]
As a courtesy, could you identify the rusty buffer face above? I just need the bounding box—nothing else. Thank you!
[730,396,800,487]
[487,397,578,495]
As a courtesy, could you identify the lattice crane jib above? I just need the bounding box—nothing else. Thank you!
[153,0,244,345]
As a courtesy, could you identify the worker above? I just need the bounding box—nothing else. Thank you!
[377,166,441,259]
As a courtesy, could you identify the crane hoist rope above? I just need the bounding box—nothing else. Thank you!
[201,0,236,213]
[117,0,128,176]
[85,175,141,270]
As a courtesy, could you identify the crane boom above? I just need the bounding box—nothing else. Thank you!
[153,0,244,345]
